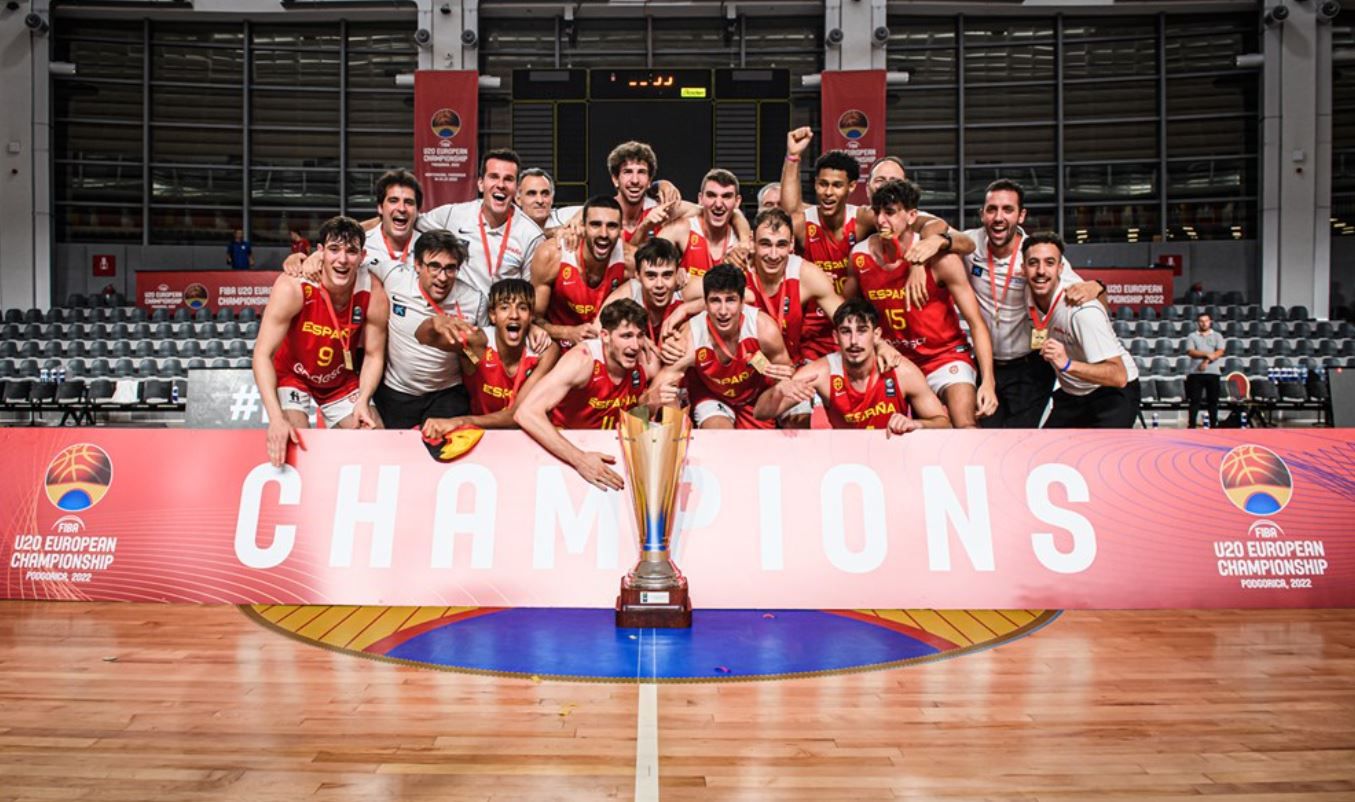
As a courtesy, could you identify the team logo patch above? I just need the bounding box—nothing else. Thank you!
[44,443,113,512]
[562,266,572,280]
[352,307,364,323]
[392,304,407,317]
[430,108,461,141]
[303,284,314,299]
[949,364,959,374]
[971,264,984,277]
[1220,445,1294,516]
[837,109,870,141]
[832,375,845,392]
[631,370,642,388]
[885,377,896,397]
[696,346,713,364]
[183,283,209,311]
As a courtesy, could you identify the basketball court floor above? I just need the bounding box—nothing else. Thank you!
[2,602,1352,801]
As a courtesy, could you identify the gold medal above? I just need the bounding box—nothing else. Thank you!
[748,351,771,375]
[343,349,354,371]
[1029,327,1048,350]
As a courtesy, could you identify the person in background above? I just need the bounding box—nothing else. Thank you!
[228,229,254,270]
[1184,311,1225,428]
[757,183,781,211]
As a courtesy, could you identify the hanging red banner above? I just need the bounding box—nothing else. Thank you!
[413,70,479,207]
[821,70,886,205]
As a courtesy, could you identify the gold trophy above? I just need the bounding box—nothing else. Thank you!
[615,404,693,628]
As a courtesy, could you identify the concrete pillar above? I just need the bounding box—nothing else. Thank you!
[1260,0,1334,316]
[423,0,477,71]
[0,0,52,310]
[824,0,887,72]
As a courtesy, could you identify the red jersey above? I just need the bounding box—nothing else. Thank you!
[273,273,373,403]
[549,339,649,430]
[468,326,542,415]
[823,352,911,430]
[622,198,657,243]
[627,281,683,342]
[746,255,808,364]
[799,205,859,360]
[679,216,737,280]
[686,307,774,430]
[850,237,974,374]
[547,241,627,329]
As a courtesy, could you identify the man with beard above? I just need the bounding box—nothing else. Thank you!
[754,300,950,434]
[515,299,681,490]
[1022,232,1140,428]
[601,238,686,343]
[252,216,388,467]
[556,141,681,244]
[419,278,561,434]
[418,149,545,326]
[649,169,745,281]
[532,196,632,345]
[965,179,1105,428]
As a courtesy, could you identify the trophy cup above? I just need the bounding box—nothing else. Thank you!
[615,404,693,628]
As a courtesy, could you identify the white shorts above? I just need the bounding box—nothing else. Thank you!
[692,398,736,427]
[925,360,978,396]
[278,386,360,428]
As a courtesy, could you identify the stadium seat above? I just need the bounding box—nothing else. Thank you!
[87,379,115,405]
[150,308,169,324]
[172,322,196,340]
[215,308,234,323]
[1221,356,1244,374]
[1156,378,1185,402]
[1140,306,1159,321]
[1239,321,1261,337]
[1220,380,1242,403]
[1288,305,1310,321]
[1315,321,1335,339]
[1244,355,1268,376]
[1163,305,1184,321]
[45,308,68,325]
[1139,380,1158,403]
[209,357,231,369]
[1148,357,1172,376]
[0,323,18,340]
[3,309,22,325]
[153,341,177,359]
[0,342,15,359]
[136,358,158,377]
[133,341,154,359]
[124,307,148,323]
[30,380,57,406]
[1272,356,1295,368]
[237,308,258,324]
[0,359,13,378]
[142,379,172,404]
[178,341,203,358]
[16,359,39,378]
[40,342,65,361]
[1307,375,1331,403]
[159,358,185,378]
[1297,356,1321,372]
[1113,320,1132,339]
[1317,340,1338,357]
[219,322,241,340]
[231,357,251,369]
[1129,339,1149,357]
[1291,321,1313,339]
[1265,305,1287,321]
[92,307,115,323]
[112,358,136,378]
[172,308,191,323]
[131,322,153,340]
[1342,341,1355,357]
[67,324,90,342]
[1278,381,1306,402]
[1337,321,1355,338]
[1270,340,1293,356]
[111,341,133,359]
[64,358,87,377]
[15,341,38,360]
[186,357,207,370]
[1293,340,1315,356]
[226,340,249,359]
[20,323,42,340]
[204,341,226,358]
[1224,339,1244,356]
[1251,378,1280,404]
[22,309,42,324]
[4,379,33,406]
[151,322,173,341]
[1152,339,1176,357]
[55,380,85,406]
[193,309,212,323]
[1116,306,1136,321]
[66,294,89,308]
[88,358,113,378]
[87,340,111,359]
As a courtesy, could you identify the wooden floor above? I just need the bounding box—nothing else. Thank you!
[1,603,1353,802]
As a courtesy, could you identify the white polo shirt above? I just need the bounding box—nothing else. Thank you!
[419,200,544,326]
[362,226,419,284]
[1029,280,1138,397]
[380,265,463,397]
[964,227,1082,361]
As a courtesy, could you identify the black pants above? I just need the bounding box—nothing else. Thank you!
[1043,379,1142,429]
[1185,373,1221,428]
[980,352,1057,429]
[374,383,470,431]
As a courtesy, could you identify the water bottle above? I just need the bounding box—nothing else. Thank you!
[1240,410,1249,429]
[1202,412,1211,429]
[171,383,180,404]
[1151,412,1159,429]
[56,367,65,384]
[40,368,49,384]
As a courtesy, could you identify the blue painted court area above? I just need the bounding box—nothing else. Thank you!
[384,608,940,680]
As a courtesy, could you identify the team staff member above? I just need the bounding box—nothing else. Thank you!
[1023,232,1140,428]
[364,169,421,280]
[1184,311,1225,428]
[532,196,631,345]
[965,179,1105,428]
[420,278,561,435]
[418,149,545,326]
[755,300,950,435]
[517,167,567,232]
[515,300,680,490]
[757,182,781,211]
[253,216,388,467]
[371,230,479,430]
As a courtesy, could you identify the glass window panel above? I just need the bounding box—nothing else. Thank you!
[55,80,143,121]
[150,207,239,245]
[152,126,242,163]
[1064,79,1156,121]
[347,51,417,90]
[151,166,242,204]
[1167,157,1256,199]
[251,169,340,208]
[252,89,340,128]
[1335,151,1355,196]
[1165,116,1256,158]
[907,167,958,207]
[1063,37,1157,81]
[151,24,243,47]
[1164,21,1257,74]
[965,125,1055,164]
[888,88,955,127]
[253,129,339,168]
[56,38,144,80]
[888,48,956,86]
[965,20,1055,46]
[884,20,955,48]
[56,206,142,243]
[1331,196,1355,237]
[1166,74,1256,118]
[1334,73,1355,151]
[348,92,414,129]
[1065,204,1160,243]
[965,166,1057,205]
[348,24,420,52]
[57,19,143,41]
[1065,120,1158,162]
[151,45,243,84]
[151,85,242,124]
[1168,200,1255,240]
[252,49,342,86]
[55,123,141,162]
[346,171,387,210]
[966,85,1053,122]
[348,131,413,168]
[55,164,143,204]
[887,128,955,166]
[251,24,341,50]
[1064,163,1158,201]
[964,46,1055,83]
[252,210,333,246]
[1062,17,1156,40]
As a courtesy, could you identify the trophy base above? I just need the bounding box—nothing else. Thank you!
[615,576,692,629]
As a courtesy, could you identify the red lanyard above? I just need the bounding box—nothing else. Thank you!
[418,283,473,358]
[881,231,914,270]
[705,220,731,264]
[705,313,743,365]
[1028,289,1064,331]
[848,363,882,404]
[478,206,514,279]
[382,230,410,265]
[317,285,354,358]
[748,268,788,328]
[987,235,1022,310]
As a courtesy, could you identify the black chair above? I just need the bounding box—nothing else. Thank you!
[89,340,112,359]
[22,308,42,324]
[3,379,33,408]
[1270,340,1294,357]
[215,308,234,323]
[131,322,153,340]
[1293,340,1315,357]
[21,323,42,340]
[1152,339,1176,357]
[226,340,250,359]
[196,321,219,340]
[66,294,89,308]
[159,358,185,378]
[186,357,207,370]
[193,308,212,323]
[121,306,148,323]
[112,358,137,378]
[1265,305,1287,321]
[88,358,113,378]
[87,379,116,405]
[237,308,258,324]
[1315,321,1335,339]
[1156,378,1185,403]
[1113,320,1133,339]
[172,308,191,323]
[1221,356,1244,375]
[209,357,232,369]
[178,340,203,358]
[1307,375,1331,404]
[151,322,174,341]
[67,340,89,358]
[0,323,19,340]
[136,358,158,377]
[218,321,241,340]
[134,340,155,358]
[1251,378,1280,403]
[1129,339,1149,357]
[0,359,14,378]
[111,341,133,359]
[55,379,85,405]
[64,358,88,378]
[16,358,39,378]
[45,308,68,324]
[153,341,177,359]
[204,340,226,358]
[230,357,251,369]
[1148,357,1173,376]
[3,308,23,325]
[16,341,39,359]
[142,379,172,404]
[1288,305,1310,321]
[1317,340,1338,357]
[173,322,197,340]
[150,308,170,323]
[1272,356,1295,369]
[1291,321,1313,339]
[1277,381,1307,403]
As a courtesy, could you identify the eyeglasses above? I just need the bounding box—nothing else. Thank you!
[422,261,458,277]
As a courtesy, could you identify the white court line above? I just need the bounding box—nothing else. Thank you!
[634,629,660,802]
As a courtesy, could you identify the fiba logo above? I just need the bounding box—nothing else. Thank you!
[838,109,869,141]
[183,283,209,311]
[431,108,461,143]
[1219,444,1293,516]
[44,443,114,512]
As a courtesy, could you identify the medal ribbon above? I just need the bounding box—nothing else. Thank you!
[1028,288,1064,332]
[988,234,1022,311]
[317,285,355,364]
[382,229,410,265]
[705,313,745,366]
[478,206,514,279]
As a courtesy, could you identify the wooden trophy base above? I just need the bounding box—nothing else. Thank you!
[615,576,692,628]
